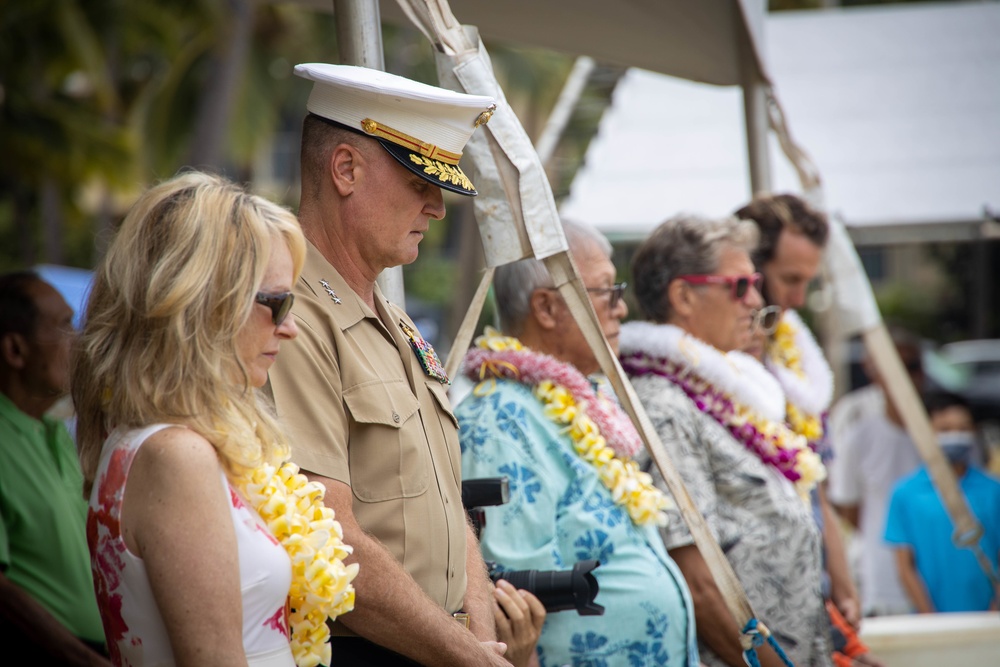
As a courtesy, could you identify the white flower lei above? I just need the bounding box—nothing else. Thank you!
[765,309,834,417]
[619,321,826,497]
[620,321,787,419]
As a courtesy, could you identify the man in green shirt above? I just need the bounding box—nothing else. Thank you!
[0,271,109,665]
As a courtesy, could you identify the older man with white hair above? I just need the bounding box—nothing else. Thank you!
[455,221,699,667]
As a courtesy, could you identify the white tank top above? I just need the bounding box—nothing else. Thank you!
[88,424,295,667]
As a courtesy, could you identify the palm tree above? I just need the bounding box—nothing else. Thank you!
[0,0,338,268]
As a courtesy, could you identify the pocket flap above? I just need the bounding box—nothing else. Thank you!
[426,381,459,429]
[344,380,420,428]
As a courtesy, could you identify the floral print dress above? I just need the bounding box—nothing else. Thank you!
[87,424,295,667]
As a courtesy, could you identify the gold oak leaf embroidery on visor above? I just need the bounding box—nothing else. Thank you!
[408,155,474,192]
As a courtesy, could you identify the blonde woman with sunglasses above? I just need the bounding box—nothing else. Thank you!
[72,171,309,667]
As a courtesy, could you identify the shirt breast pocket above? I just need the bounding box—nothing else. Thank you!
[344,380,429,502]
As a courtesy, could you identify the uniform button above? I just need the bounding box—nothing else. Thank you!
[392,411,400,423]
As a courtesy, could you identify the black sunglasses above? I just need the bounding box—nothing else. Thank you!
[255,291,295,326]
[586,282,628,309]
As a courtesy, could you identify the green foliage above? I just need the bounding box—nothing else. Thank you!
[0,0,346,269]
[875,282,944,342]
[1,0,210,266]
[402,254,457,305]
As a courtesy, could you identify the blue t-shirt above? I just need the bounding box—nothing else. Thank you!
[457,379,699,667]
[884,467,1000,612]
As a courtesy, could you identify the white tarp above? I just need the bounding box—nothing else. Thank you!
[287,0,770,86]
[560,2,1000,242]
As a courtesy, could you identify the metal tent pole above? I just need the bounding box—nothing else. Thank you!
[332,0,407,308]
[740,30,771,194]
[534,55,595,169]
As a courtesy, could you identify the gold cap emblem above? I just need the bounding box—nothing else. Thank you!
[474,104,497,129]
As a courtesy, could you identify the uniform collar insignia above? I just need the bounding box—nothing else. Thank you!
[318,279,341,304]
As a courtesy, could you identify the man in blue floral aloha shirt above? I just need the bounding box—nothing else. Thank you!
[455,222,699,667]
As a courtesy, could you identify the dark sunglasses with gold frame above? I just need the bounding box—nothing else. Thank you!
[586,282,628,309]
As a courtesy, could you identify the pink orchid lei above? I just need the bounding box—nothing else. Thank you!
[463,328,670,527]
[621,352,825,497]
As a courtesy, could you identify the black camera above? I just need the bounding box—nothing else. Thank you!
[462,476,510,511]
[490,559,605,616]
[462,478,605,616]
[462,477,509,539]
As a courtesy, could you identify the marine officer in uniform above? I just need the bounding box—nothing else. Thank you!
[267,63,509,666]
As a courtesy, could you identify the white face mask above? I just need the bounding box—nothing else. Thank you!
[938,431,976,465]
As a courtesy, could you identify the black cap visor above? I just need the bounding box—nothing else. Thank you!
[377,139,477,197]
[307,113,477,196]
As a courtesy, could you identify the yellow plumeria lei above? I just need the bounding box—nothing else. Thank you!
[786,402,824,442]
[769,317,825,446]
[535,380,670,526]
[769,318,804,376]
[467,328,671,527]
[241,462,360,667]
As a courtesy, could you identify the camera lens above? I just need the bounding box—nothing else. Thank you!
[493,559,604,616]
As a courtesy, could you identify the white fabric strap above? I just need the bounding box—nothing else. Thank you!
[444,267,495,382]
[544,251,760,629]
[399,0,765,634]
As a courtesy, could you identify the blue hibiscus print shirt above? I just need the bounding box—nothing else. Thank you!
[457,380,699,667]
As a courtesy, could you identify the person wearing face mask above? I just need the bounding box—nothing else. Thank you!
[884,392,1000,613]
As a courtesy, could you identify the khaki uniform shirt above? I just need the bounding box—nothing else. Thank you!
[267,243,468,632]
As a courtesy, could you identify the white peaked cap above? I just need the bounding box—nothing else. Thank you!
[295,63,496,195]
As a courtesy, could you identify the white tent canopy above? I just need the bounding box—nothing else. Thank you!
[290,0,770,86]
[560,1,1000,245]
